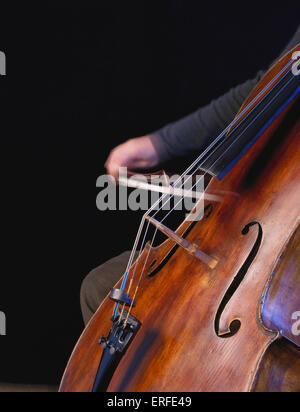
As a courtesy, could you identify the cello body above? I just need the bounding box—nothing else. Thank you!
[60,45,300,392]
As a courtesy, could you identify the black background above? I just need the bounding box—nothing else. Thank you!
[0,2,298,385]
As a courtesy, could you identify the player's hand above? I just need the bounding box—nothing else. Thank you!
[105,135,160,180]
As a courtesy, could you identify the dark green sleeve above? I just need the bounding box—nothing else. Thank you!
[151,25,300,162]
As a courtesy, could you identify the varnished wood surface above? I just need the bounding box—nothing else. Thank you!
[253,339,300,392]
[60,45,300,392]
[261,225,300,347]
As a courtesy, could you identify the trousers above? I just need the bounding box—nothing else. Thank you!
[80,251,132,325]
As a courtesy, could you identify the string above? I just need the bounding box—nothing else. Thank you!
[116,58,295,322]
[114,58,296,321]
[123,70,299,326]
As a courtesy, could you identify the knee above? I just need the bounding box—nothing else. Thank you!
[80,268,104,325]
[80,268,98,306]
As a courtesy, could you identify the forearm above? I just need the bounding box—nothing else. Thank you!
[151,71,264,161]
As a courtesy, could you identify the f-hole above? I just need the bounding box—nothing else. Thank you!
[215,222,263,338]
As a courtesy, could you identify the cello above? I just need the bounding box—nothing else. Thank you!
[60,43,300,392]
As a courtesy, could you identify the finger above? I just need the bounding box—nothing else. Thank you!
[106,161,121,181]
